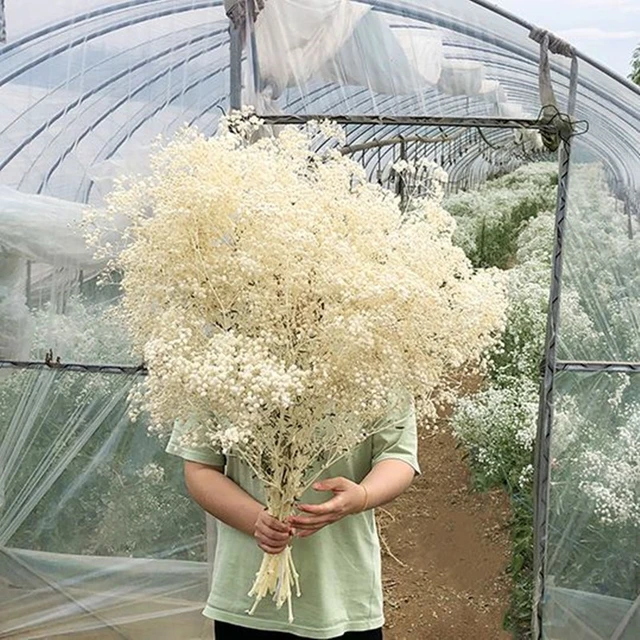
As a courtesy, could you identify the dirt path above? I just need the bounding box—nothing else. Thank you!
[381,428,513,640]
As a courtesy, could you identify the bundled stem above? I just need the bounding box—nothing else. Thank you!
[86,113,508,621]
[248,487,301,621]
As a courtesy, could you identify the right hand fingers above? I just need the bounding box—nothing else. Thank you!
[260,512,291,533]
[255,529,290,549]
[258,541,288,555]
[255,519,291,541]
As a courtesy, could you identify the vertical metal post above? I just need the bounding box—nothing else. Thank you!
[229,23,242,111]
[0,0,6,44]
[246,1,261,95]
[206,513,217,639]
[396,139,407,210]
[532,56,579,640]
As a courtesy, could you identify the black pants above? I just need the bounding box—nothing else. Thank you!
[214,620,383,640]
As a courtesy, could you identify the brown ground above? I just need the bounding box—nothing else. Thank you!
[380,427,513,640]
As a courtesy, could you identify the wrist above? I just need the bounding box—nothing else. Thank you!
[358,483,370,513]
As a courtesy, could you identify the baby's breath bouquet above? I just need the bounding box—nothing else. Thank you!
[85,111,507,619]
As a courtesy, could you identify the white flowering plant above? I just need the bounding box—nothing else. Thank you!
[447,161,639,628]
[444,163,558,269]
[0,296,203,562]
[452,382,538,491]
[85,111,508,618]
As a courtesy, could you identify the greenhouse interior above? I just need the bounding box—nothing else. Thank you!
[0,1,638,639]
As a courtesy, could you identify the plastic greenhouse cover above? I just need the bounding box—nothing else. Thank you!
[0,2,638,639]
[0,368,213,639]
[555,143,640,365]
[544,371,640,640]
[0,0,636,204]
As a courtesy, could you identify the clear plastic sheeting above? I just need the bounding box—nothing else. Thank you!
[245,0,571,120]
[0,368,211,639]
[0,548,211,640]
[545,371,640,640]
[438,59,485,96]
[0,186,133,364]
[0,1,230,204]
[545,588,639,640]
[557,157,640,364]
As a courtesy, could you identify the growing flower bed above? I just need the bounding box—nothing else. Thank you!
[448,162,640,637]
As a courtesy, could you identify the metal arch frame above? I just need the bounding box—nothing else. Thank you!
[82,68,230,202]
[0,2,637,200]
[367,0,640,109]
[271,75,637,204]
[0,6,227,174]
[31,32,230,195]
[72,69,523,202]
[0,1,634,258]
[0,1,225,86]
[0,0,223,58]
[281,86,531,184]
[2,0,636,102]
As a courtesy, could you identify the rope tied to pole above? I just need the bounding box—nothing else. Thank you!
[529,27,575,58]
[530,29,578,151]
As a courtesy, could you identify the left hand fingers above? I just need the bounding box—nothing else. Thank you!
[289,514,337,528]
[295,525,325,538]
[295,496,344,515]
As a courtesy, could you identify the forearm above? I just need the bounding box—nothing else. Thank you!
[184,461,263,537]
[360,459,416,510]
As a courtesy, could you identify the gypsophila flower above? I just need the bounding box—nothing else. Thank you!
[136,462,165,484]
[85,110,507,619]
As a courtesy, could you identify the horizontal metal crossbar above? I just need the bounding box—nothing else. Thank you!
[0,360,147,375]
[554,360,640,374]
[258,113,552,132]
[4,358,638,376]
[340,131,462,154]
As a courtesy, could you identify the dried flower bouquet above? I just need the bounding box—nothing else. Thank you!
[85,111,507,619]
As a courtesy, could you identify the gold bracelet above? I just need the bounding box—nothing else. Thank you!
[360,484,370,512]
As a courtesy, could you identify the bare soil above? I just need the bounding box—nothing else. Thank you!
[380,428,513,640]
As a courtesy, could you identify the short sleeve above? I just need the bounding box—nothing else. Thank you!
[370,396,421,474]
[165,415,226,468]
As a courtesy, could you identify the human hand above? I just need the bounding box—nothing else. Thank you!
[254,509,293,554]
[288,477,367,539]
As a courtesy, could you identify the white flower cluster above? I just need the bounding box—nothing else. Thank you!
[579,413,640,526]
[86,111,507,616]
[452,382,538,487]
[553,376,640,528]
[450,161,640,533]
[136,462,165,484]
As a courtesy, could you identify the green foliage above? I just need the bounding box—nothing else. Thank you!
[445,163,558,269]
[503,489,534,640]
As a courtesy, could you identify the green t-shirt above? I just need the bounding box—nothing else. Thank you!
[166,408,420,639]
